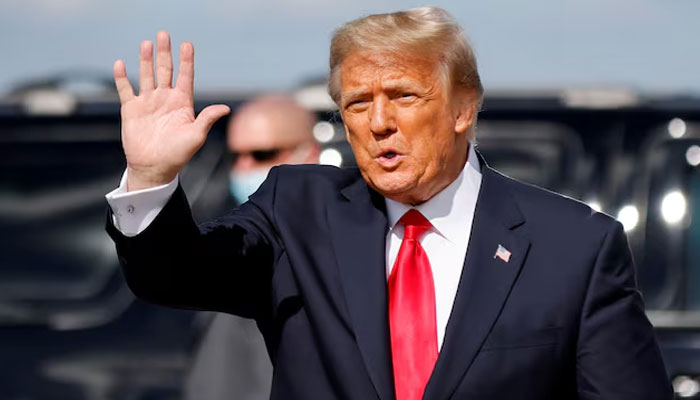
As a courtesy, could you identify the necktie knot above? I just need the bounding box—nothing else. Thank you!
[399,209,431,240]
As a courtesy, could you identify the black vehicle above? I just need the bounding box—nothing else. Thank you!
[0,77,245,399]
[481,92,700,400]
[0,78,698,399]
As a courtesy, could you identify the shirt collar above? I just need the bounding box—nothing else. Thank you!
[385,143,482,244]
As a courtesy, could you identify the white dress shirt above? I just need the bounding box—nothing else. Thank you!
[106,171,179,237]
[385,144,482,349]
[105,145,483,349]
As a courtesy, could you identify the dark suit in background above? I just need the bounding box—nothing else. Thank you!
[184,312,271,400]
[107,156,672,399]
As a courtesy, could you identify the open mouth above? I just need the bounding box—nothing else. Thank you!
[376,150,404,167]
[383,151,398,159]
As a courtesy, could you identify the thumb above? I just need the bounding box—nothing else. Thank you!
[194,104,231,134]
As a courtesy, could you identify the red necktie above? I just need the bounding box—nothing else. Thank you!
[388,209,438,400]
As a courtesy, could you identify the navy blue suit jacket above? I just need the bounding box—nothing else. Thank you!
[107,156,672,400]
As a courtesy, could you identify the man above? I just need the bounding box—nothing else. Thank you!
[225,95,319,205]
[184,95,318,400]
[106,6,672,400]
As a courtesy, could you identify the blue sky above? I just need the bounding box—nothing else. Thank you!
[1,0,698,96]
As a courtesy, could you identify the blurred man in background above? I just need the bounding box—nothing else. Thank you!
[226,95,319,205]
[184,94,319,400]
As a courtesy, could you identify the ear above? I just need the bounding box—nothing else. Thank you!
[453,90,478,135]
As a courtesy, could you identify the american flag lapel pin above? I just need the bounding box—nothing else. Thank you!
[494,244,511,263]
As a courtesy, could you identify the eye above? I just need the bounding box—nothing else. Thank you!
[395,92,417,103]
[345,99,369,111]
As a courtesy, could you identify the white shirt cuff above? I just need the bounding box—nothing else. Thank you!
[105,170,179,237]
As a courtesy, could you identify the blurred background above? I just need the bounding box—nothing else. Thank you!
[1,0,699,399]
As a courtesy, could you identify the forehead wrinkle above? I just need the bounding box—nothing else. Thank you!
[343,70,431,95]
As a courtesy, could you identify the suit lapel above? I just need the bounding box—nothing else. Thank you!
[328,175,395,400]
[423,163,531,400]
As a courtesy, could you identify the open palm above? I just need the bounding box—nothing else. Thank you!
[113,31,230,191]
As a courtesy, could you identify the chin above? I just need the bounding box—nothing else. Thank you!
[367,171,418,199]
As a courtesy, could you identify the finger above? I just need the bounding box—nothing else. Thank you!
[175,41,194,96]
[139,40,155,94]
[194,104,231,135]
[113,59,135,103]
[155,31,173,89]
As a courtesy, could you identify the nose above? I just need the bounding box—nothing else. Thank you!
[233,154,256,172]
[369,96,397,136]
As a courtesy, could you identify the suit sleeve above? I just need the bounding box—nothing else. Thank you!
[576,220,673,399]
[105,167,283,320]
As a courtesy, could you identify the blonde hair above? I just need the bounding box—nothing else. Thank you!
[328,6,483,110]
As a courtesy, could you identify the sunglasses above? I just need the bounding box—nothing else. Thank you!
[228,148,284,163]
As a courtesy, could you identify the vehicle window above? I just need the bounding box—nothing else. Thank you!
[0,118,126,326]
[475,120,587,197]
[632,136,700,310]
[686,172,700,308]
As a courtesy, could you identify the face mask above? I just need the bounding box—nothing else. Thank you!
[229,168,270,204]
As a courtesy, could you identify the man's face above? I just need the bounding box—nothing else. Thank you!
[226,97,319,204]
[339,51,476,205]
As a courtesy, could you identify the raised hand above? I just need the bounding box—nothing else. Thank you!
[113,31,231,191]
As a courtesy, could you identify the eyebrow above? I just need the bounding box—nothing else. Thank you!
[341,80,425,102]
[341,89,368,101]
